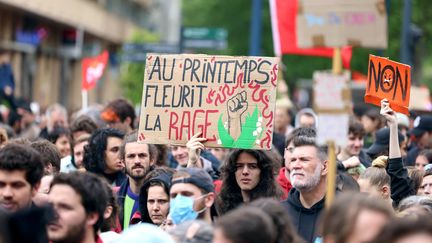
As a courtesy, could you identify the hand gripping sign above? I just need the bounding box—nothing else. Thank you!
[364,55,411,115]
[137,54,279,150]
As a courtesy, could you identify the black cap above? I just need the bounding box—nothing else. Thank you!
[172,168,214,193]
[367,127,404,156]
[411,115,432,137]
[15,98,32,113]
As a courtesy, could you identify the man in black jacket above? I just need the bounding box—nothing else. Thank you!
[281,134,328,243]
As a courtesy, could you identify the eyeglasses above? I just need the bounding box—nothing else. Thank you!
[285,147,294,153]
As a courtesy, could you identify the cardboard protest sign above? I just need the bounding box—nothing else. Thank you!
[312,70,351,147]
[137,54,279,149]
[317,114,349,147]
[296,0,387,49]
[365,55,411,115]
[313,70,351,112]
[409,86,432,111]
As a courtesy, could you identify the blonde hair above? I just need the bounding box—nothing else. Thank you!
[372,156,389,168]
[0,128,7,146]
[359,156,390,189]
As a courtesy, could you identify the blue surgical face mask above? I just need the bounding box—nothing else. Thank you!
[168,194,207,225]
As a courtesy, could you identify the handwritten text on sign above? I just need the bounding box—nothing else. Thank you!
[365,55,411,115]
[138,54,279,149]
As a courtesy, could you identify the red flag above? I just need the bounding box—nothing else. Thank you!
[269,0,352,68]
[81,51,109,91]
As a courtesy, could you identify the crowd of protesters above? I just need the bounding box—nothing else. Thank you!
[0,91,432,243]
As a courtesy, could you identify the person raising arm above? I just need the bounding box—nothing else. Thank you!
[380,99,415,208]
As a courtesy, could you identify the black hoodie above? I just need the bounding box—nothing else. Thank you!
[281,188,325,243]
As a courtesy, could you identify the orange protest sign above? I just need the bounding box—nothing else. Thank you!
[364,55,411,115]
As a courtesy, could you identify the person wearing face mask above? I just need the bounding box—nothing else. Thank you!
[168,168,216,226]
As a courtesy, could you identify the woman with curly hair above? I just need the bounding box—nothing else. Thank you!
[83,128,125,186]
[216,149,282,215]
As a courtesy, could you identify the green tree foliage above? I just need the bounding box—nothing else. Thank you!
[183,0,432,90]
[120,30,159,105]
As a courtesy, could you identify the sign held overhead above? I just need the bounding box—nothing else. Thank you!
[365,55,411,115]
[312,70,351,147]
[296,0,388,49]
[138,54,279,150]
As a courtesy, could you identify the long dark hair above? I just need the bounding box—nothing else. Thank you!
[139,168,174,224]
[83,128,124,174]
[217,149,282,215]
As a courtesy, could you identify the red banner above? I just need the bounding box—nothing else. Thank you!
[269,0,352,68]
[81,51,109,91]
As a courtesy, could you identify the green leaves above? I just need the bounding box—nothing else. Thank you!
[217,106,261,148]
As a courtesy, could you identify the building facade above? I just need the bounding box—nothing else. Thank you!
[0,0,155,112]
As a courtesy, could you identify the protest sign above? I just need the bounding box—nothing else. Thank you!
[364,55,411,115]
[269,0,352,69]
[313,71,352,146]
[137,54,279,149]
[296,0,387,49]
[312,70,351,147]
[409,86,431,111]
[317,114,349,146]
[313,70,351,112]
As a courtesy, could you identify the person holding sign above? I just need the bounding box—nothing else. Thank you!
[364,55,411,116]
[379,99,416,207]
[170,132,219,180]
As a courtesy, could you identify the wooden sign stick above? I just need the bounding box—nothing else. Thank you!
[325,47,342,208]
[325,140,337,208]
[332,47,342,75]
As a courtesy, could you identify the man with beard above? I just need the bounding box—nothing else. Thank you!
[281,134,328,243]
[47,171,108,243]
[117,131,156,229]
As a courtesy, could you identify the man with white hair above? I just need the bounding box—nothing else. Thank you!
[294,108,318,129]
[39,103,68,138]
[281,134,328,243]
